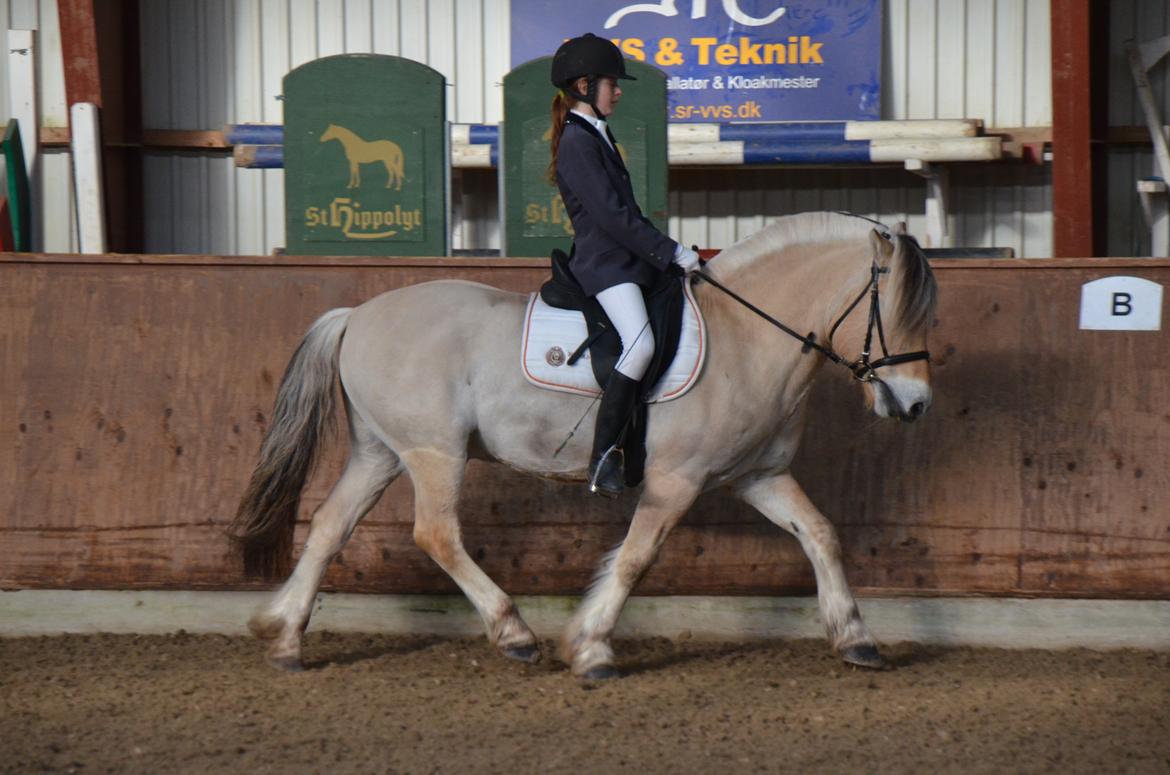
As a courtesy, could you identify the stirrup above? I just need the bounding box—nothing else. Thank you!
[588,444,625,498]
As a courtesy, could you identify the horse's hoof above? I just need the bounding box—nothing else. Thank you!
[580,664,621,681]
[841,644,887,670]
[248,614,283,642]
[502,644,542,664]
[267,655,304,673]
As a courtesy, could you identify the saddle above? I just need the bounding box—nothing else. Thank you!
[527,249,699,486]
[539,248,687,397]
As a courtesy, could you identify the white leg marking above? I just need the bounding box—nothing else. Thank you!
[404,449,537,651]
[563,472,701,675]
[736,473,876,652]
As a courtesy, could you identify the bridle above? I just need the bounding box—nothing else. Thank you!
[693,240,931,384]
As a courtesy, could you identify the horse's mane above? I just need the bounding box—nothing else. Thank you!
[889,233,938,338]
[708,211,937,338]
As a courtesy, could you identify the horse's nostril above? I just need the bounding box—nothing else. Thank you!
[908,401,925,418]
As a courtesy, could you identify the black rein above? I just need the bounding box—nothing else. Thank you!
[693,259,930,383]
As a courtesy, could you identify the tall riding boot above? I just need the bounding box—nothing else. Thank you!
[588,370,642,497]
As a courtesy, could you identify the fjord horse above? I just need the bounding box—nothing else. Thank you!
[232,211,937,678]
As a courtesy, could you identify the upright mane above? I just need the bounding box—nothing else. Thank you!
[706,210,937,338]
[706,211,882,278]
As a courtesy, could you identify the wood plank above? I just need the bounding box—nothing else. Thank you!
[8,31,39,185]
[56,0,102,109]
[68,103,107,253]
[1,258,1169,597]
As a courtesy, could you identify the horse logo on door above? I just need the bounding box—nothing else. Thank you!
[320,124,404,190]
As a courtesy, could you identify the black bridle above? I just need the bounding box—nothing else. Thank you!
[693,254,931,384]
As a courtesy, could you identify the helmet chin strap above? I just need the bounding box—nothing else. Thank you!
[566,76,608,120]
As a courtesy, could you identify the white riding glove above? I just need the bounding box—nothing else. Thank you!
[672,244,701,275]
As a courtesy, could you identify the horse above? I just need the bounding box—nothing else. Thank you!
[319,123,405,190]
[231,211,937,679]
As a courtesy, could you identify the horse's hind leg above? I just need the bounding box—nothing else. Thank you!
[249,415,401,671]
[561,472,702,678]
[403,448,540,661]
[736,472,884,669]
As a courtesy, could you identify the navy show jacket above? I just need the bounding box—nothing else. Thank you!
[554,112,679,296]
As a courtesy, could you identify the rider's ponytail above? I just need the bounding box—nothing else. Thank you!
[547,91,570,184]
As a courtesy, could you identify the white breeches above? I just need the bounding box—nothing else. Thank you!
[595,282,655,380]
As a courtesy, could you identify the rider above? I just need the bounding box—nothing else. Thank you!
[548,33,701,497]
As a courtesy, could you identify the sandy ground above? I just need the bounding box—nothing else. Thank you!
[1,632,1168,774]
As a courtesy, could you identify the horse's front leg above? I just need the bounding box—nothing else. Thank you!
[348,162,359,188]
[561,471,702,679]
[735,472,884,668]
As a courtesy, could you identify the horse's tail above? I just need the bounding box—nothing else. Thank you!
[231,307,352,580]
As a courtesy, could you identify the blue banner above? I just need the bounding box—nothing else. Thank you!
[511,0,881,122]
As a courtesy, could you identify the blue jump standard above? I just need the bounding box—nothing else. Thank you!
[467,124,499,144]
[743,140,871,164]
[718,122,850,143]
[224,124,284,145]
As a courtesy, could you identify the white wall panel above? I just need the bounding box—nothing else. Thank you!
[884,0,1051,127]
[0,0,1072,257]
[40,149,77,253]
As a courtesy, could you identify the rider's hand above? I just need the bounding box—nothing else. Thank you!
[672,245,701,275]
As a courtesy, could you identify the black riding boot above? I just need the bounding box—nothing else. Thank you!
[588,370,641,497]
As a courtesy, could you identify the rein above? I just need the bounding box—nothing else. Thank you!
[694,256,930,383]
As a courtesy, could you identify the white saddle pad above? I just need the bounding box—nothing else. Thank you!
[520,279,706,403]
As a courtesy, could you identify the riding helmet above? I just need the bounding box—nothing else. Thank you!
[550,33,637,89]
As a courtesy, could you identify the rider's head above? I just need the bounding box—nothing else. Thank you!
[550,33,636,120]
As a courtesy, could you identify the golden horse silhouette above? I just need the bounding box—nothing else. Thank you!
[320,124,404,190]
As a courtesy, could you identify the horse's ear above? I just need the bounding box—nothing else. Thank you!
[895,221,908,235]
[869,228,894,259]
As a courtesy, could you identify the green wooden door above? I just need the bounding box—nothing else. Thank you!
[284,55,446,256]
[503,57,668,258]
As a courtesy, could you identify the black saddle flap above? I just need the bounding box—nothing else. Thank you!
[533,248,689,489]
[539,249,588,311]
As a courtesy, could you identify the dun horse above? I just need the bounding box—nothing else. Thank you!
[319,123,404,190]
[232,211,937,678]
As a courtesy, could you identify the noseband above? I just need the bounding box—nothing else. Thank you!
[694,258,930,383]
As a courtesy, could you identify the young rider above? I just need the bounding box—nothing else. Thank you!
[548,33,702,497]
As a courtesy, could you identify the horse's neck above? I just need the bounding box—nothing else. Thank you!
[701,241,866,409]
[714,241,865,343]
[332,126,358,144]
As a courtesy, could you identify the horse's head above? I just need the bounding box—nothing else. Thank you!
[320,124,338,142]
[830,228,937,422]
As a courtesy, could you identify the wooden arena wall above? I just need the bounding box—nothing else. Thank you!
[1,255,1167,598]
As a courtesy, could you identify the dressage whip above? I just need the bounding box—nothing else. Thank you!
[552,319,651,458]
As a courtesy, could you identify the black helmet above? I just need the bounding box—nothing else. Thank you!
[550,33,637,89]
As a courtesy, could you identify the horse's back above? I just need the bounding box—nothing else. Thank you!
[338,280,530,448]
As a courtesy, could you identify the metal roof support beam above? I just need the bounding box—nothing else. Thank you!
[1050,0,1109,257]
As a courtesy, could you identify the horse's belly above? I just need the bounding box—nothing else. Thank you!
[339,281,591,475]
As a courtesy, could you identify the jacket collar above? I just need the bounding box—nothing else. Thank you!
[565,111,627,171]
